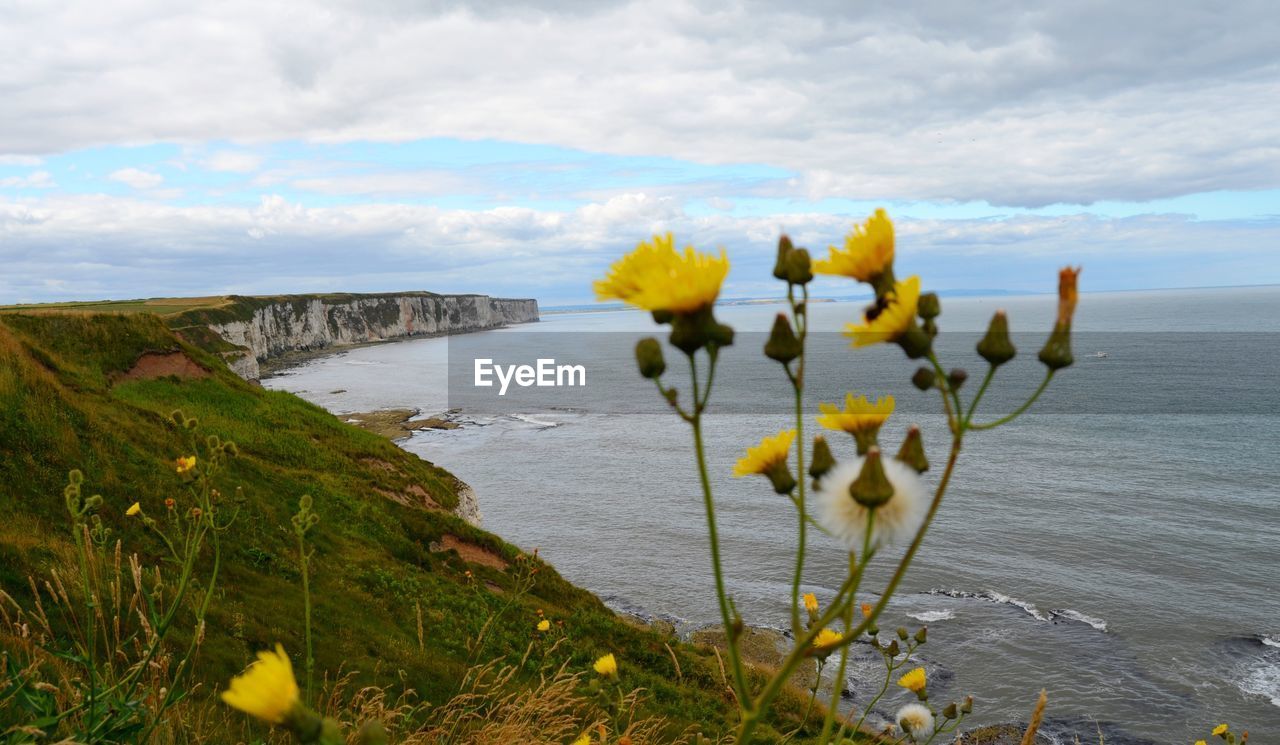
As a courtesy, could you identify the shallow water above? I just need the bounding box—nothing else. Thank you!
[266,286,1280,742]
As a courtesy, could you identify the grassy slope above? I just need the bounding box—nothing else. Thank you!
[0,312,795,741]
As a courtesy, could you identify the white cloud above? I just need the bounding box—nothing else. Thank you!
[204,150,263,173]
[0,1,1275,206]
[108,168,165,189]
[1,191,1276,304]
[0,170,55,189]
[0,155,43,166]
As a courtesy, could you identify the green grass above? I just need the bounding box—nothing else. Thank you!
[0,311,814,741]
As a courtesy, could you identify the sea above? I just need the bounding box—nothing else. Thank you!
[264,286,1280,743]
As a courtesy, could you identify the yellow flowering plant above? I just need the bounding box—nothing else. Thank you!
[597,211,1083,743]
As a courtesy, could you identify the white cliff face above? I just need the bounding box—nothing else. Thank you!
[210,294,538,379]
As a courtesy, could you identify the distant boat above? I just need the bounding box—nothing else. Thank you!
[1092,351,1109,358]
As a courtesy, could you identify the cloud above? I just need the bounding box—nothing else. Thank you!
[1,191,1276,304]
[203,150,263,173]
[0,1,1276,206]
[108,168,165,189]
[0,170,55,189]
[0,155,43,166]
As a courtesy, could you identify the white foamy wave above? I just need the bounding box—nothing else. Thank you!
[510,413,560,429]
[929,589,1108,632]
[908,609,956,623]
[1238,659,1280,707]
[340,359,383,366]
[930,588,1052,622]
[1260,634,1280,648]
[1051,608,1109,632]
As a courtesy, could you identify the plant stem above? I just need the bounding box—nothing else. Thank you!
[789,285,809,639]
[963,366,997,427]
[968,370,1053,430]
[300,533,314,705]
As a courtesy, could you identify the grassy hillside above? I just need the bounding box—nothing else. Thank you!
[0,312,812,742]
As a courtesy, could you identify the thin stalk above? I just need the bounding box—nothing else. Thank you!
[969,371,1053,430]
[788,284,809,638]
[300,532,314,704]
[73,526,98,736]
[963,366,997,427]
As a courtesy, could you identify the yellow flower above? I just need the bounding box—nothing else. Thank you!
[126,502,142,517]
[593,233,729,315]
[221,644,299,725]
[732,429,796,478]
[593,653,618,677]
[814,208,895,282]
[537,619,551,632]
[897,667,927,694]
[845,275,921,347]
[572,735,591,745]
[816,393,894,435]
[176,455,197,474]
[1196,740,1207,745]
[802,593,819,614]
[813,627,843,649]
[1213,724,1229,736]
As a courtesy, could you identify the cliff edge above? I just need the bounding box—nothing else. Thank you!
[169,292,538,379]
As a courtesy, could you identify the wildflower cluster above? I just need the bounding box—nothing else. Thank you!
[596,211,1082,742]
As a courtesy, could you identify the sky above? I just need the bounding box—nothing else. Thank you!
[1,0,1278,306]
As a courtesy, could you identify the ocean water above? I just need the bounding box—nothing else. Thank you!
[265,286,1280,743]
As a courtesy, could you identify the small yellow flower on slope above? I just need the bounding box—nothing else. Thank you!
[1196,740,1207,745]
[897,667,927,694]
[572,735,591,745]
[537,619,551,632]
[176,455,197,474]
[593,653,618,677]
[845,276,921,347]
[1213,724,1229,736]
[593,233,729,315]
[813,628,842,648]
[221,644,299,725]
[814,208,895,283]
[126,502,142,517]
[802,593,819,614]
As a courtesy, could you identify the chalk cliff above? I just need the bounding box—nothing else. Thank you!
[173,292,538,380]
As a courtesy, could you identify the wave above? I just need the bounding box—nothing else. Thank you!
[1261,634,1280,648]
[928,588,1107,631]
[908,609,956,623]
[510,413,561,428]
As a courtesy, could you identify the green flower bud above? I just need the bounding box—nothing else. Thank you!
[896,626,909,641]
[635,337,666,379]
[84,494,103,509]
[68,469,84,486]
[942,702,958,720]
[223,441,239,457]
[976,310,1017,366]
[948,368,968,390]
[917,292,941,320]
[849,448,894,508]
[765,462,797,495]
[206,434,221,450]
[773,235,794,280]
[895,425,928,473]
[809,436,836,480]
[785,247,813,285]
[961,695,973,714]
[708,321,735,349]
[764,314,801,364]
[668,315,707,354]
[651,309,674,325]
[914,626,928,644]
[1038,324,1074,370]
[896,324,932,359]
[911,367,936,391]
[169,409,185,426]
[886,639,900,657]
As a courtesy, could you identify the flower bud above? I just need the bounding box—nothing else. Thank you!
[976,310,1016,366]
[1038,325,1073,370]
[947,368,968,390]
[942,702,958,720]
[765,462,797,496]
[68,469,84,486]
[849,448,894,508]
[896,324,932,359]
[709,322,735,348]
[896,627,909,641]
[785,247,813,285]
[886,639,900,657]
[764,314,801,364]
[917,292,941,320]
[635,337,666,379]
[961,695,973,714]
[895,425,928,473]
[914,626,927,644]
[911,367,935,391]
[651,309,674,325]
[809,436,835,480]
[773,235,794,280]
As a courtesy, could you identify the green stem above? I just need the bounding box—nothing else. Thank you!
[963,366,997,427]
[969,371,1053,430]
[687,352,751,709]
[789,285,809,639]
[74,525,98,736]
